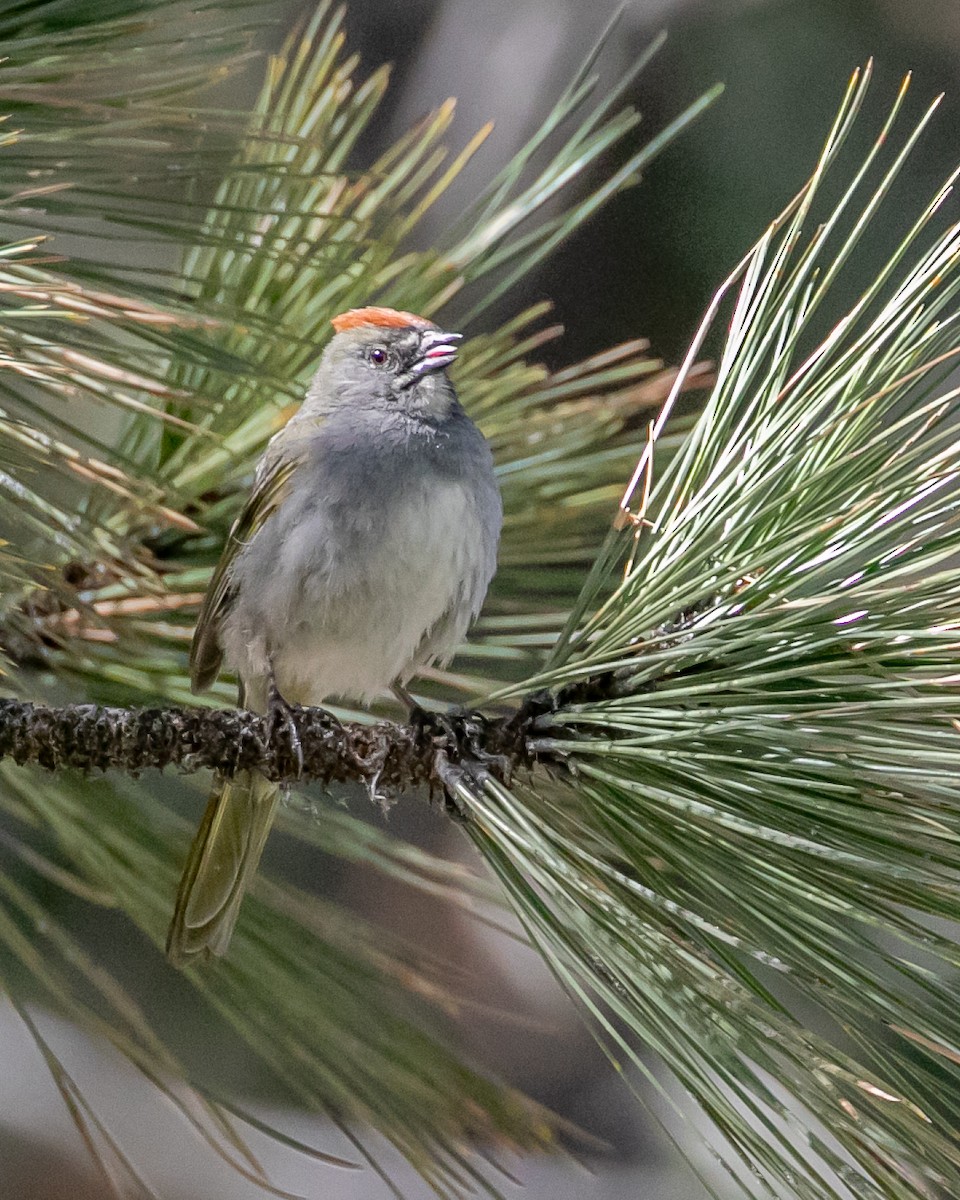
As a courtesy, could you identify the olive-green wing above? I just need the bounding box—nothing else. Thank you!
[189,451,299,694]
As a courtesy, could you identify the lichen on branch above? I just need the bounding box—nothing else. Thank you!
[0,697,549,798]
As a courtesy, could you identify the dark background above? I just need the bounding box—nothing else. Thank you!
[326,0,960,369]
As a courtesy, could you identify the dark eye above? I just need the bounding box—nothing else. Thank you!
[369,346,388,366]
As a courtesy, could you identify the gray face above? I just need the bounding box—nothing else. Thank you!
[306,323,461,423]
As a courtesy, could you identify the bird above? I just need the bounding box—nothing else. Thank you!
[166,306,502,965]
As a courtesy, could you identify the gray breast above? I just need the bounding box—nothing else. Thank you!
[220,404,502,705]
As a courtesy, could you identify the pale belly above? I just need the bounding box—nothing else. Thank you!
[220,478,493,707]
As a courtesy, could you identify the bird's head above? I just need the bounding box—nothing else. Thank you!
[309,306,463,422]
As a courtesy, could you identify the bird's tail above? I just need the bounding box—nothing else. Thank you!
[166,768,280,966]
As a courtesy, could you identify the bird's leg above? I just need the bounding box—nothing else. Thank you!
[397,686,461,748]
[267,664,304,779]
[392,682,457,743]
[390,683,419,714]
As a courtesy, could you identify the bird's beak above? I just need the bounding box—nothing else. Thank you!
[411,328,462,375]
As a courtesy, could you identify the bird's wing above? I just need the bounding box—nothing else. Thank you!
[189,448,299,693]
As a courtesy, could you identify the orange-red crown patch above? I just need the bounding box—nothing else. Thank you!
[331,306,436,334]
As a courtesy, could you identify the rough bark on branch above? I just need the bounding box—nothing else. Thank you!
[0,697,551,795]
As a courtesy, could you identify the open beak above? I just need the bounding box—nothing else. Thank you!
[411,328,462,375]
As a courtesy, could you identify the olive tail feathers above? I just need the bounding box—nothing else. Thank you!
[166,769,280,966]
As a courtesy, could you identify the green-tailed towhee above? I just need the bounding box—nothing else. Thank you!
[166,306,502,965]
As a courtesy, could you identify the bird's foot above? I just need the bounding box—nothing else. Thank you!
[410,706,513,820]
[411,704,512,775]
[267,680,304,779]
[409,703,461,750]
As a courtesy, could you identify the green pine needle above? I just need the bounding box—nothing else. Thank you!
[458,62,960,1199]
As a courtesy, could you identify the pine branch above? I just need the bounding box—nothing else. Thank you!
[0,695,559,796]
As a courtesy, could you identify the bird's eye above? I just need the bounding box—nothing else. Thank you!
[369,346,388,366]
